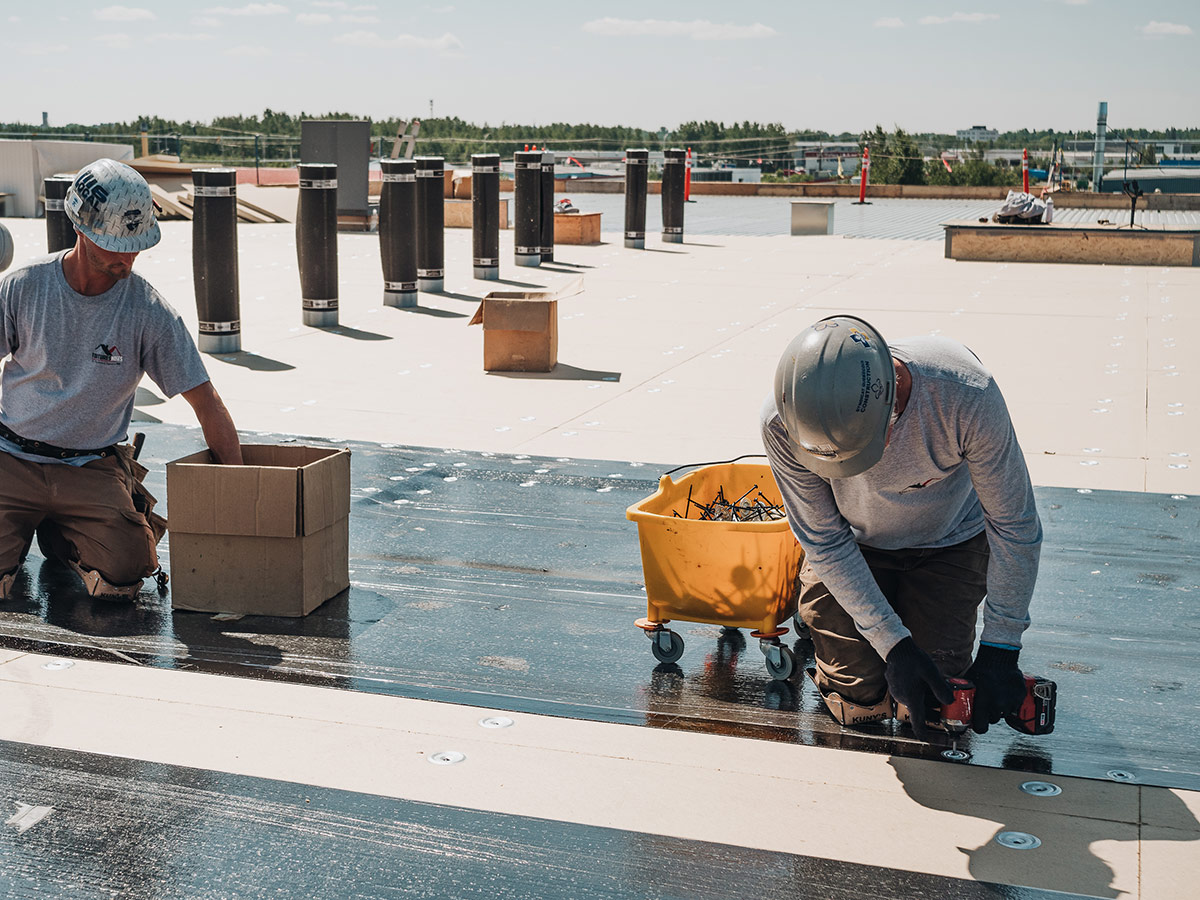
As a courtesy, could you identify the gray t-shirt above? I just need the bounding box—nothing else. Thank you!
[761,335,1042,657]
[0,252,209,460]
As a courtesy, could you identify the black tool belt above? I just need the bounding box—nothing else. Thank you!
[0,420,118,460]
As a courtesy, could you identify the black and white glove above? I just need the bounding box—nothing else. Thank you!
[965,644,1025,734]
[885,637,954,742]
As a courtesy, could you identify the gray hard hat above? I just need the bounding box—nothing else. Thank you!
[773,315,895,479]
[65,159,160,253]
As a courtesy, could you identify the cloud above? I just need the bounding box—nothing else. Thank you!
[21,41,68,55]
[204,3,289,15]
[311,1,346,7]
[97,32,134,47]
[583,18,777,40]
[297,12,332,24]
[191,15,222,27]
[334,30,463,51]
[340,13,379,22]
[874,17,904,28]
[919,12,1000,25]
[224,44,272,55]
[152,32,215,41]
[93,6,156,21]
[1140,21,1192,36]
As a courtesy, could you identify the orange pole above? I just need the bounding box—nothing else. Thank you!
[1022,147,1029,193]
[857,145,870,203]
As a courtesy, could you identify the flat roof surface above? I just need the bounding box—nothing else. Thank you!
[0,207,1197,898]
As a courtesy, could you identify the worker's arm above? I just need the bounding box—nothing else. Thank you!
[761,405,909,657]
[182,381,244,465]
[963,379,1042,650]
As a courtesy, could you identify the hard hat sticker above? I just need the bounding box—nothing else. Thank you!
[856,360,871,412]
[74,172,109,210]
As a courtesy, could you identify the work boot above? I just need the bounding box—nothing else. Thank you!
[0,571,13,601]
[67,561,141,602]
[809,669,893,725]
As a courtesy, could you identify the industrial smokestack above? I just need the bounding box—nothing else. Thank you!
[1092,101,1107,191]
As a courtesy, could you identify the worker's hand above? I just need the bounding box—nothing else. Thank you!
[965,644,1025,735]
[885,637,955,743]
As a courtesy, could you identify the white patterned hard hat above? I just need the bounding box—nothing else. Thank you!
[774,315,896,479]
[65,159,160,253]
[0,222,13,273]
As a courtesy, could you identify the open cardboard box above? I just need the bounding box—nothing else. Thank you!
[468,277,583,372]
[166,445,351,616]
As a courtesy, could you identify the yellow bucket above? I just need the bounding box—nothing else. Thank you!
[625,462,803,634]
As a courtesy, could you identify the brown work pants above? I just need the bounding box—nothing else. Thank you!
[0,451,160,586]
[799,532,990,707]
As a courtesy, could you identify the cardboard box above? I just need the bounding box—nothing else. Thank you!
[553,211,601,245]
[166,445,351,616]
[468,292,558,372]
[468,278,584,373]
[443,198,510,229]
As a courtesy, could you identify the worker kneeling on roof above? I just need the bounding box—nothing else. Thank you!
[0,159,243,603]
[761,315,1041,740]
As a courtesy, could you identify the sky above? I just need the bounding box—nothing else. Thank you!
[2,1,1197,134]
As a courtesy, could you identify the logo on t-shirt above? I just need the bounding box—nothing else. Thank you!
[900,477,943,494]
[92,344,124,365]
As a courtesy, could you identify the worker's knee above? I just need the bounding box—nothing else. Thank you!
[819,687,894,726]
[68,561,142,601]
[72,513,158,590]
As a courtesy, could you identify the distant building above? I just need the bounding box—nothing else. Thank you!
[792,142,860,176]
[956,125,998,143]
[1100,166,1200,194]
[690,167,762,183]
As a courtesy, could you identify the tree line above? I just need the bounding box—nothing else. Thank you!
[1,111,1195,183]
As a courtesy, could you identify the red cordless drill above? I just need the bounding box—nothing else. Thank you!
[1004,674,1057,735]
[938,677,975,734]
[896,677,975,734]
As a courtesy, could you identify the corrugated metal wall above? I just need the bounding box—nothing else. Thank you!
[0,139,134,218]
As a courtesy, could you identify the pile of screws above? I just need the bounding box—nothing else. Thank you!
[674,485,786,522]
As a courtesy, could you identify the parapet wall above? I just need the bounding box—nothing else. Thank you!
[553,179,1200,209]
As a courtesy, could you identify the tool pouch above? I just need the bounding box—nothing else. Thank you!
[115,443,168,545]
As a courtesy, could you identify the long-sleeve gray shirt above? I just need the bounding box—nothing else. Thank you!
[761,336,1041,658]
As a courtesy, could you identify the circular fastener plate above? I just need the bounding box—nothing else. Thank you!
[1107,769,1136,783]
[427,750,466,766]
[41,660,74,671]
[941,749,971,762]
[995,831,1042,850]
[479,716,514,729]
[1021,781,1062,797]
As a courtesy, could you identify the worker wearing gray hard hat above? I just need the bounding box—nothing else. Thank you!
[0,159,243,603]
[761,315,1041,741]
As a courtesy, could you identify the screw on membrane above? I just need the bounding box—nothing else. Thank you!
[995,831,1042,850]
[941,749,971,762]
[1020,781,1062,797]
[41,660,74,671]
[1107,769,1136,783]
[427,751,466,765]
[479,716,514,729]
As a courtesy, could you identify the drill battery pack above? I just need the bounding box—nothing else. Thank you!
[1005,674,1057,735]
